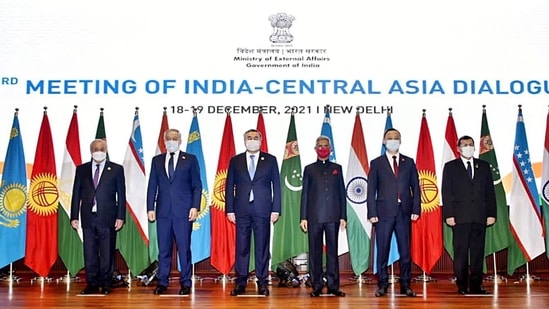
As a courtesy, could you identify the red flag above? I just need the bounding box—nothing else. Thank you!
[411,111,442,274]
[25,109,58,277]
[210,114,236,275]
[156,108,169,155]
[441,109,459,259]
[256,113,268,152]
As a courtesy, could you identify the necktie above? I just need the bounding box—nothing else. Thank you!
[392,155,399,177]
[467,161,473,179]
[93,164,100,188]
[249,154,256,201]
[169,153,175,180]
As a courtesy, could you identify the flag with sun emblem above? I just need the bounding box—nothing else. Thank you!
[411,110,442,274]
[187,112,211,264]
[210,114,236,275]
[25,108,58,278]
[0,110,27,269]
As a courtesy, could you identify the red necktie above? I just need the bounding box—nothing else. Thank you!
[392,155,399,177]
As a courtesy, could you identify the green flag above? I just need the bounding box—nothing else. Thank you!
[271,114,308,269]
[479,107,512,256]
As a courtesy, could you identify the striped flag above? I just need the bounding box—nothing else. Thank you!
[373,111,399,274]
[0,110,27,269]
[345,113,371,275]
[542,107,549,259]
[441,109,459,259]
[117,109,150,273]
[507,106,544,274]
[210,114,236,275]
[411,110,442,274]
[58,107,85,275]
[187,113,211,264]
[25,109,58,277]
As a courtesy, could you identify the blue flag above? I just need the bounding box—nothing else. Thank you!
[187,114,211,264]
[0,112,27,268]
[320,112,336,162]
[373,111,400,274]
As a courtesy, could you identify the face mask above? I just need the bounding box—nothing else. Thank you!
[316,147,331,158]
[385,140,400,152]
[460,145,475,158]
[245,140,261,152]
[166,140,180,153]
[92,151,106,162]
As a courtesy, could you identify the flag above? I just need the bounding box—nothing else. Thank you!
[441,109,459,259]
[373,111,400,274]
[0,110,27,269]
[149,109,170,263]
[210,114,236,275]
[411,110,442,274]
[187,113,211,264]
[25,109,58,277]
[117,109,150,273]
[345,114,371,275]
[257,113,269,153]
[57,107,85,275]
[480,106,512,256]
[271,114,308,269]
[507,106,544,275]
[95,108,109,159]
[542,107,549,259]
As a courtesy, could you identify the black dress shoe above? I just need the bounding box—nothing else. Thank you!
[80,286,99,295]
[470,288,489,295]
[258,285,269,296]
[154,285,167,295]
[230,286,246,296]
[102,287,112,295]
[375,287,387,297]
[328,289,346,297]
[310,290,322,297]
[400,287,416,297]
[457,288,468,295]
[179,286,191,295]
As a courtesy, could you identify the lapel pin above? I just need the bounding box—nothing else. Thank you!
[107,166,111,171]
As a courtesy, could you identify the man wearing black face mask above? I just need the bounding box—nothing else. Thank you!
[442,135,496,295]
[226,129,281,296]
[300,135,347,297]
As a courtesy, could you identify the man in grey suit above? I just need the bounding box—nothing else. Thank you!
[71,139,126,295]
[442,135,496,295]
[300,135,347,297]
[367,128,420,297]
[147,128,202,295]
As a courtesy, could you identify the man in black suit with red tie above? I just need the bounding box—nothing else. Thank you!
[300,135,347,297]
[367,128,420,297]
[442,135,496,295]
[71,139,126,295]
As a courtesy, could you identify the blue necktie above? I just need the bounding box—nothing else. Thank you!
[249,154,256,201]
[467,161,472,179]
[169,153,175,180]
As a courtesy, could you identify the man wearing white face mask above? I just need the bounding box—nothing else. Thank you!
[71,139,126,295]
[226,129,281,296]
[367,128,420,297]
[147,128,202,295]
[442,135,496,295]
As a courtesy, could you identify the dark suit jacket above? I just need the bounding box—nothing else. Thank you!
[367,154,421,219]
[225,152,281,218]
[300,160,347,223]
[146,151,202,218]
[442,158,497,223]
[70,161,126,228]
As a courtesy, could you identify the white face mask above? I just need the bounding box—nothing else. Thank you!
[385,140,400,152]
[245,140,261,152]
[460,145,475,158]
[166,140,180,153]
[92,151,107,162]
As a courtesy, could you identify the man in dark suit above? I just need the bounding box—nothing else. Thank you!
[147,128,202,295]
[367,128,420,297]
[442,135,496,295]
[300,135,347,297]
[71,139,126,295]
[226,129,281,296]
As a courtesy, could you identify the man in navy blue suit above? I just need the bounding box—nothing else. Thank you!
[147,128,202,295]
[71,139,126,295]
[226,129,281,296]
[300,135,347,297]
[442,135,496,295]
[367,128,420,297]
